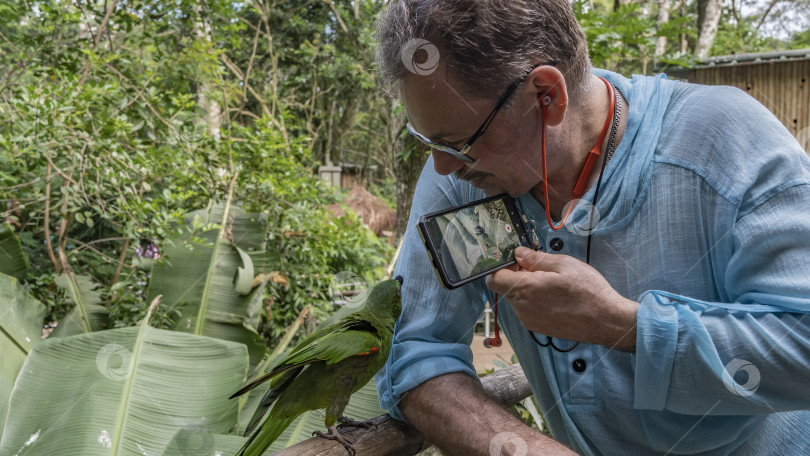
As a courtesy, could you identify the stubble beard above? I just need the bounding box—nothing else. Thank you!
[454,167,491,183]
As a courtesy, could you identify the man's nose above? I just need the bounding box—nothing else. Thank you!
[432,149,466,176]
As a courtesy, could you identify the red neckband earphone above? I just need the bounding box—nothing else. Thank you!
[484,77,617,349]
[541,77,615,230]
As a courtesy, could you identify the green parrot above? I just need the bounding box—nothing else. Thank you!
[469,257,503,276]
[230,276,403,456]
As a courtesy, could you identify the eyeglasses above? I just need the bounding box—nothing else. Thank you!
[406,61,557,164]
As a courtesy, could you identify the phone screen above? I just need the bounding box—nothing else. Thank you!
[417,194,529,289]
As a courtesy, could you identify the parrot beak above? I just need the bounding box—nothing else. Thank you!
[395,275,404,296]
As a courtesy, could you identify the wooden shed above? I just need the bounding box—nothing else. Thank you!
[666,49,810,152]
[317,163,379,190]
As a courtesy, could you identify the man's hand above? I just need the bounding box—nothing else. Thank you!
[486,246,638,351]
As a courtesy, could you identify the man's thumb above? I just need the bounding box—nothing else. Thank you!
[514,246,545,270]
[515,246,557,271]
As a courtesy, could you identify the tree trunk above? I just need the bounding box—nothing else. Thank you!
[655,0,670,58]
[194,7,222,139]
[696,0,722,59]
[394,116,428,241]
[326,96,360,166]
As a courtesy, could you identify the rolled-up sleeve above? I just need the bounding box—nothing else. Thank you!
[375,156,487,421]
[634,183,810,415]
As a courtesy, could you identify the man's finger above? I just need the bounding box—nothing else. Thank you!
[487,266,532,295]
[513,246,559,272]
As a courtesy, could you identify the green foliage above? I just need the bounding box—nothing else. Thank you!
[574,0,693,75]
[0,1,391,344]
[263,198,392,344]
[790,27,810,48]
[574,0,807,73]
[710,5,778,56]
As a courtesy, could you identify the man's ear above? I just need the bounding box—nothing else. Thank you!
[527,65,568,126]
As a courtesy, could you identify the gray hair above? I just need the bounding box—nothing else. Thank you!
[376,0,591,100]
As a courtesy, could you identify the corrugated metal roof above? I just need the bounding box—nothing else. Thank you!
[691,48,810,69]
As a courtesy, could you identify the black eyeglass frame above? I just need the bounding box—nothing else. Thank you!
[406,61,558,164]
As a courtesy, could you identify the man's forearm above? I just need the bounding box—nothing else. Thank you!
[400,372,576,455]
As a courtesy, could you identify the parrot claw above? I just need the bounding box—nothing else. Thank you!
[313,425,356,455]
[337,416,376,430]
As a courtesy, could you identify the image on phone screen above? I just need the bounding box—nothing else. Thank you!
[417,194,528,289]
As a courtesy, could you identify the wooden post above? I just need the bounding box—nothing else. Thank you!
[270,364,533,456]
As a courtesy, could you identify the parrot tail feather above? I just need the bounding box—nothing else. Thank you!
[243,389,278,436]
[237,414,297,456]
[243,370,300,436]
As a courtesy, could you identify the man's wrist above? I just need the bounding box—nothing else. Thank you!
[604,296,638,352]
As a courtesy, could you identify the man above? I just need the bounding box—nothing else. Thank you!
[375,0,810,454]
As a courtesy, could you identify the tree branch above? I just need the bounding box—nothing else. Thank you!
[105,63,179,135]
[755,0,781,33]
[78,0,118,85]
[219,53,272,118]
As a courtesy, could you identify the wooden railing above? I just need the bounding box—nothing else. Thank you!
[271,363,532,455]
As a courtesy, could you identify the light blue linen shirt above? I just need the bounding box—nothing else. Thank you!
[376,69,810,455]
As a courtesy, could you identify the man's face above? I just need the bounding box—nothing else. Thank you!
[400,68,550,198]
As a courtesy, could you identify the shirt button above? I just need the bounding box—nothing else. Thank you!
[550,238,564,251]
[572,359,586,373]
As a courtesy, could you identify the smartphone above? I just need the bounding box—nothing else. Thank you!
[417,194,533,290]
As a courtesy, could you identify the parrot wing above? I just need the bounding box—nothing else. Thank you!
[230,317,382,398]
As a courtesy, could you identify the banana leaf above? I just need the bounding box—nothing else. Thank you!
[0,322,249,455]
[145,202,272,370]
[50,272,108,337]
[0,274,45,434]
[162,429,248,456]
[0,223,28,279]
